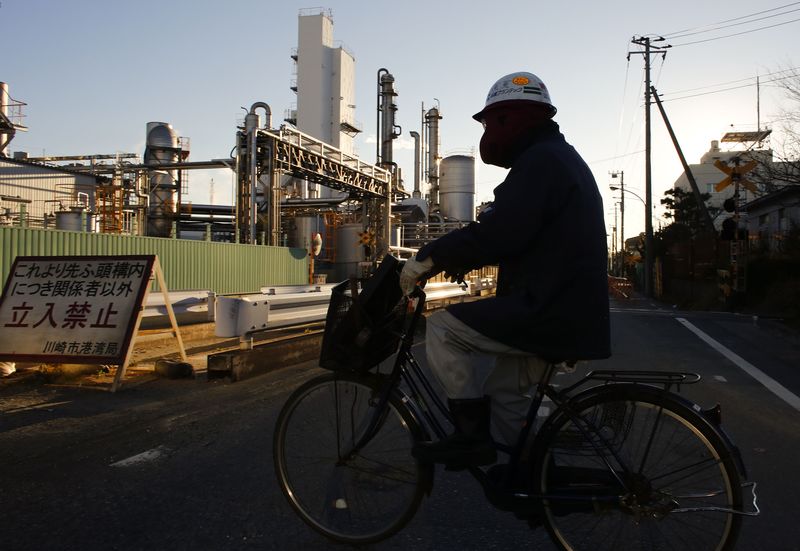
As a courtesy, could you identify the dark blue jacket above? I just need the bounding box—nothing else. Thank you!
[417,121,610,361]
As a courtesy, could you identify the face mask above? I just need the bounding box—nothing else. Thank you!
[479,131,515,168]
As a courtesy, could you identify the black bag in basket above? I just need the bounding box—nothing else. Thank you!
[319,255,406,372]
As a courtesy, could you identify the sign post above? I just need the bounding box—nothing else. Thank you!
[0,255,185,392]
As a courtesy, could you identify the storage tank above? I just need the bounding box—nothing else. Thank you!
[335,223,366,280]
[287,215,323,251]
[439,154,475,222]
[144,122,180,237]
[55,207,94,232]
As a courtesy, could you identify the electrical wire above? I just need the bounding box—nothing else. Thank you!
[661,2,800,37]
[615,68,646,174]
[588,150,646,166]
[670,16,800,47]
[660,66,800,96]
[665,5,800,39]
[659,72,799,103]
[612,41,633,169]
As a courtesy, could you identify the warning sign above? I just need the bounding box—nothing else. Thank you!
[0,255,155,364]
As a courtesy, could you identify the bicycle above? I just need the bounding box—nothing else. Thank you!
[273,259,759,549]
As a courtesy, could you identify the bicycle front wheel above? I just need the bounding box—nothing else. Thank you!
[273,372,429,545]
[532,384,743,551]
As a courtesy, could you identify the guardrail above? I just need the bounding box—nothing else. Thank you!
[143,281,472,338]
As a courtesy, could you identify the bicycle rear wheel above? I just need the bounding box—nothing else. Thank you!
[273,372,429,545]
[532,384,743,551]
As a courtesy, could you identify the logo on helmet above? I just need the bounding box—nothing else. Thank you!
[512,76,530,86]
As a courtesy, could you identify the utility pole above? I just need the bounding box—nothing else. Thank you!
[629,36,670,298]
[610,171,624,276]
[611,202,618,273]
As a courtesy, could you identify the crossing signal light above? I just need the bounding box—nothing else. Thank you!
[720,217,736,240]
[723,198,736,213]
[720,217,748,241]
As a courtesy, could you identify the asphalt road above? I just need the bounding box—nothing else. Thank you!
[2,296,800,550]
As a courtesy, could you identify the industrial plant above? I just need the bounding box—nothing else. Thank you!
[0,8,477,289]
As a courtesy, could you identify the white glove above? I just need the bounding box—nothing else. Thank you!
[399,256,435,296]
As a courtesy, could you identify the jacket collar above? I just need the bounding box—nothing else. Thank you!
[509,120,562,165]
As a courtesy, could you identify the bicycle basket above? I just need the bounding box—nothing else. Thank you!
[319,255,407,373]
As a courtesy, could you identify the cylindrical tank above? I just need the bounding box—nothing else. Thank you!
[439,155,475,222]
[390,225,402,247]
[55,207,88,232]
[287,215,322,251]
[144,122,179,237]
[335,223,366,280]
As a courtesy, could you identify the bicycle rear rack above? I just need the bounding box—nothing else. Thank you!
[587,370,701,385]
[560,370,701,395]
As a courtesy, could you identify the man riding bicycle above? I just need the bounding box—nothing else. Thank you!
[400,71,611,469]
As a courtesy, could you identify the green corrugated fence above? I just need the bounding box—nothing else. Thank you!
[0,227,308,295]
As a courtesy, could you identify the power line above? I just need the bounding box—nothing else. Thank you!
[661,2,800,37]
[659,72,798,102]
[660,66,800,96]
[669,8,800,39]
[671,16,800,47]
[589,149,646,166]
[665,5,800,39]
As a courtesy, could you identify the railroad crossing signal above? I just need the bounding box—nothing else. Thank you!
[714,159,758,193]
[358,229,375,246]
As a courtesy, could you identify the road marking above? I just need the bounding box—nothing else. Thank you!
[4,400,73,414]
[110,446,167,468]
[714,375,727,383]
[676,317,800,412]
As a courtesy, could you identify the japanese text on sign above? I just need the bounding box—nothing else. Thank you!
[0,256,154,364]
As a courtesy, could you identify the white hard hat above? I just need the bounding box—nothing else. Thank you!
[472,72,556,121]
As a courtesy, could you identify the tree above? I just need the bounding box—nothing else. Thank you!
[660,188,717,234]
[750,66,800,189]
[654,188,718,259]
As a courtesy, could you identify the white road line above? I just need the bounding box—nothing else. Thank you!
[714,375,728,383]
[110,446,167,468]
[676,317,800,412]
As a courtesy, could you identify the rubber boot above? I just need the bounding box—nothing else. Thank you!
[412,397,497,469]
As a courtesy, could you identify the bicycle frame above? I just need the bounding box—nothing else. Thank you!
[336,287,758,518]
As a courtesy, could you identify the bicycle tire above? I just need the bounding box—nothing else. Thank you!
[273,371,430,545]
[532,383,743,551]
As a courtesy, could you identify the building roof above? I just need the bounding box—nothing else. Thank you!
[744,185,800,211]
[0,155,109,182]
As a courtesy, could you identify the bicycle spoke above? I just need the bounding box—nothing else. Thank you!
[536,389,742,551]
[274,374,425,545]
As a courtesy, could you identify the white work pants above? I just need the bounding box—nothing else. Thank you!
[425,309,551,446]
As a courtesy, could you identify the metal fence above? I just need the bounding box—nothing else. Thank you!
[0,226,308,296]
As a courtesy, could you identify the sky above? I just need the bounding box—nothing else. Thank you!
[2,0,799,245]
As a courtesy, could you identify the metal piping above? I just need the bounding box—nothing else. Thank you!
[425,106,442,208]
[409,131,421,198]
[249,124,258,244]
[376,68,400,166]
[249,102,272,130]
[242,102,272,244]
[376,69,388,164]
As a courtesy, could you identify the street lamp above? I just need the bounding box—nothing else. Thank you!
[611,186,645,205]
